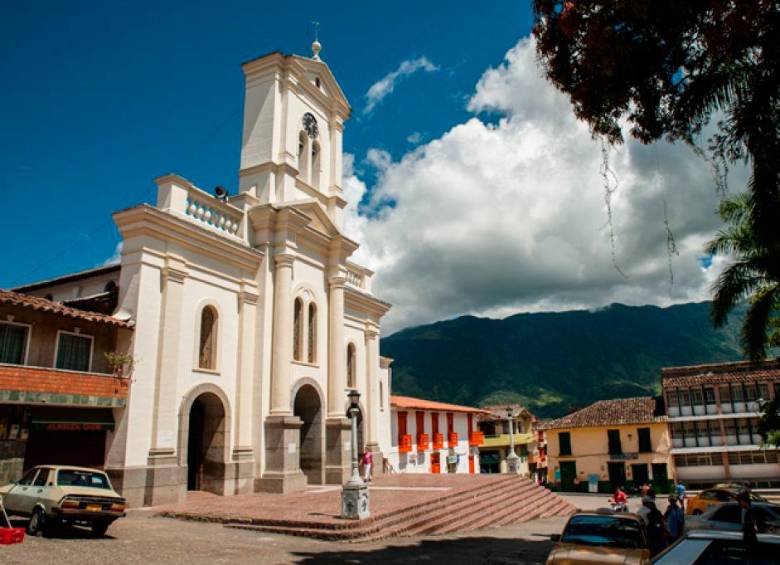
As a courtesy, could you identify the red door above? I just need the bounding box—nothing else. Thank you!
[431,453,441,473]
[468,455,475,474]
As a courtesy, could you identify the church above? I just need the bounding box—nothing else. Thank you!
[13,40,393,506]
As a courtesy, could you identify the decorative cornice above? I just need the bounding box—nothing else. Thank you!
[274,253,296,269]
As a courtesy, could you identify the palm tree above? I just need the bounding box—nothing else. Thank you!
[707,193,780,360]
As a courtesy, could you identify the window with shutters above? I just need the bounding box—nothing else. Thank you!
[607,429,622,455]
[559,432,572,456]
[0,322,29,365]
[55,331,93,372]
[198,306,218,370]
[638,427,652,452]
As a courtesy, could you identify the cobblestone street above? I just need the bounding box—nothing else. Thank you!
[2,508,563,565]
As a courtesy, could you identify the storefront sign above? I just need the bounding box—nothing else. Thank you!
[43,423,109,432]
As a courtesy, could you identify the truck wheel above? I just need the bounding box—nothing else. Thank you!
[91,521,110,537]
[27,508,46,536]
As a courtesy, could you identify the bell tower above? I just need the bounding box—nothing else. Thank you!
[238,41,351,225]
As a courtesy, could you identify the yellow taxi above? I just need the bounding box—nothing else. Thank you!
[686,485,767,516]
[546,510,651,564]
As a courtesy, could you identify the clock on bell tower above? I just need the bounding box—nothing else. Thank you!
[237,40,351,226]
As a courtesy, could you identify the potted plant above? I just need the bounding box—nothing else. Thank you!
[104,352,134,379]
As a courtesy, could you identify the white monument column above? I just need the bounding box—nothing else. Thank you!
[363,325,384,475]
[325,272,352,484]
[327,274,347,416]
[270,253,295,415]
[259,251,306,493]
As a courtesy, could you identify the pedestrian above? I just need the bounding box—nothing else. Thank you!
[675,481,686,512]
[738,491,758,556]
[637,495,652,525]
[643,498,667,556]
[664,495,684,543]
[640,482,650,498]
[362,450,373,482]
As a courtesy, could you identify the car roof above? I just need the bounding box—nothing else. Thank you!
[686,530,780,543]
[31,465,107,474]
[571,511,644,521]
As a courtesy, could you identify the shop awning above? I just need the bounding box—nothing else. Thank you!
[29,407,115,431]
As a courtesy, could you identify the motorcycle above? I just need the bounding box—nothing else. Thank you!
[608,497,629,512]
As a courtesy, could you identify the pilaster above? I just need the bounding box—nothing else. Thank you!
[149,255,187,460]
[270,252,295,415]
[235,283,259,450]
[327,273,347,418]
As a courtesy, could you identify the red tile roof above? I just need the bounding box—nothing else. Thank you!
[390,395,488,415]
[537,397,665,430]
[0,289,133,329]
[661,359,780,388]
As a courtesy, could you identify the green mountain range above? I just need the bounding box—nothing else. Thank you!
[381,302,747,418]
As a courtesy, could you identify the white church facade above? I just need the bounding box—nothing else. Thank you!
[15,42,393,506]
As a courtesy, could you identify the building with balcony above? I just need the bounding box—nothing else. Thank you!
[8,42,393,506]
[477,405,539,477]
[0,289,134,484]
[389,395,485,474]
[539,397,670,493]
[662,360,780,488]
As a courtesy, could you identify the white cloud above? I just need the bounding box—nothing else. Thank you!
[101,242,123,266]
[345,37,746,334]
[407,132,423,144]
[364,56,439,114]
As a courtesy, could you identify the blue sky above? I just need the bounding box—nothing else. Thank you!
[1,0,531,288]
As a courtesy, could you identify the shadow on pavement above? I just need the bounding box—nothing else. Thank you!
[291,535,553,564]
[8,517,115,540]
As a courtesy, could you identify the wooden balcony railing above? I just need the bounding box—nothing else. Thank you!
[417,433,430,451]
[432,433,444,450]
[469,431,485,447]
[399,434,413,453]
[448,432,458,448]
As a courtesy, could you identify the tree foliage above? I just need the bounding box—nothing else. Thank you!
[757,397,780,447]
[707,194,780,359]
[533,1,780,358]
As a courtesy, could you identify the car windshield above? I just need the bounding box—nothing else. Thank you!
[57,469,110,489]
[561,515,644,549]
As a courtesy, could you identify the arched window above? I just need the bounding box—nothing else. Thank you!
[293,298,303,361]
[298,131,308,181]
[311,141,321,189]
[307,302,317,363]
[199,306,218,370]
[347,343,356,388]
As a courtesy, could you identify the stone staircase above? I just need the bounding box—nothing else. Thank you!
[223,476,575,542]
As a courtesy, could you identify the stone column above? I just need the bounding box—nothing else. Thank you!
[146,255,187,505]
[325,273,351,484]
[364,326,384,476]
[259,252,306,493]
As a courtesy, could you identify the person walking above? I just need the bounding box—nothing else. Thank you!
[644,499,667,556]
[675,481,686,512]
[664,495,685,543]
[362,450,373,482]
[738,491,758,558]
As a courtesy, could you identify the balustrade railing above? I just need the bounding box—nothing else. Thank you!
[184,191,242,237]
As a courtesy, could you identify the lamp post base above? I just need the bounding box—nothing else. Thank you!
[341,482,370,520]
[506,453,521,474]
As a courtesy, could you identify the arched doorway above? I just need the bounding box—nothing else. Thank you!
[186,392,227,492]
[293,384,324,485]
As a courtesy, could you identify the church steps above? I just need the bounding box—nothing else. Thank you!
[430,486,553,535]
[201,477,573,542]
[399,480,541,537]
[361,478,541,539]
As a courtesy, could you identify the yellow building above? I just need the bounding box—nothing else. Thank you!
[477,405,538,477]
[540,397,671,493]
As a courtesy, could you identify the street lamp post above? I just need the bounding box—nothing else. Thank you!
[341,389,369,519]
[505,406,521,474]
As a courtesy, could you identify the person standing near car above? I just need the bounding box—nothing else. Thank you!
[675,481,686,512]
[738,491,758,551]
[664,495,684,542]
[644,499,667,556]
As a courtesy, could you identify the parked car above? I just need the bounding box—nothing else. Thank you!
[686,486,767,515]
[685,501,780,534]
[653,529,780,564]
[546,510,651,564]
[0,465,126,536]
